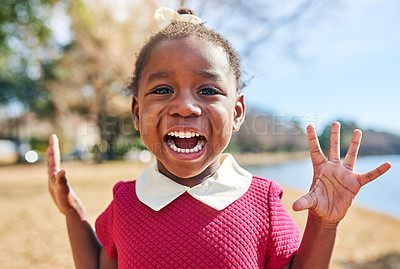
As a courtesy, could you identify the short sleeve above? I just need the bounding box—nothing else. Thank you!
[265,180,301,269]
[95,183,125,259]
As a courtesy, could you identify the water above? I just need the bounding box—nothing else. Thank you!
[244,154,400,220]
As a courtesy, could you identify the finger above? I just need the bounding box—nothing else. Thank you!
[292,192,315,212]
[306,125,325,166]
[47,134,61,182]
[47,146,53,179]
[358,162,392,186]
[343,129,362,170]
[51,134,61,172]
[328,122,340,162]
[47,141,56,181]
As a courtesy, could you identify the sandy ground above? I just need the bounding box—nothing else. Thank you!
[1,159,399,269]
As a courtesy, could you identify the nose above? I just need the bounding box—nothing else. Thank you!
[169,91,202,118]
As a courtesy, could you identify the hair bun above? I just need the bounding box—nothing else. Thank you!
[177,8,194,15]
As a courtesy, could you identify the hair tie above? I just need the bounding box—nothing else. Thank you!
[154,7,202,24]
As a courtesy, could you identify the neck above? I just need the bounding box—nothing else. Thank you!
[156,158,221,188]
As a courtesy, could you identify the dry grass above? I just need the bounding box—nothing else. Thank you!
[1,161,399,268]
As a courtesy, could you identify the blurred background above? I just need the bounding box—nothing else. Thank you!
[1,0,399,163]
[1,0,399,268]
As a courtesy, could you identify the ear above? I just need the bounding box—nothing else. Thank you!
[131,95,140,130]
[233,93,245,132]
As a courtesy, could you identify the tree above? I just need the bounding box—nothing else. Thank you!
[230,109,308,153]
[0,0,63,160]
[46,0,159,161]
[0,0,60,114]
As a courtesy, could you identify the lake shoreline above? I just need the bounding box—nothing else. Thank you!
[232,151,310,166]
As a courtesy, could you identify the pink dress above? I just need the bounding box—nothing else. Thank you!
[95,175,301,268]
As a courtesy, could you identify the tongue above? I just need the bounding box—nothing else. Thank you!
[173,137,199,149]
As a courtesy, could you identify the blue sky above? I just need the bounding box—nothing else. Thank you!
[231,0,400,135]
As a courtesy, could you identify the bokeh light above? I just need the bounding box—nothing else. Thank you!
[24,150,39,163]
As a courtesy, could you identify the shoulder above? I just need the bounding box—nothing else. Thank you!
[112,180,137,198]
[238,175,285,211]
[113,180,136,191]
[250,175,284,199]
[96,181,138,229]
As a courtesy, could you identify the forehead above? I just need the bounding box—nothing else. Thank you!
[139,36,235,87]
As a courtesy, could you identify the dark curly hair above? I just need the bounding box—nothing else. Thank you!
[127,8,243,95]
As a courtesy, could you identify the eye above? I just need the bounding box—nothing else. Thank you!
[150,86,174,95]
[198,86,221,96]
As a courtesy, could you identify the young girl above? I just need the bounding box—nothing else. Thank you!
[47,7,391,269]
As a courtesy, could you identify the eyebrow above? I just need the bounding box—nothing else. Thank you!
[147,70,174,84]
[194,70,219,80]
[146,69,221,84]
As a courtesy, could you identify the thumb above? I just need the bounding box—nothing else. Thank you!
[56,169,67,184]
[292,193,315,212]
[56,169,70,195]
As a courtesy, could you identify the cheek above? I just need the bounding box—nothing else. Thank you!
[210,101,235,124]
[137,111,159,140]
[208,103,235,138]
[137,102,167,135]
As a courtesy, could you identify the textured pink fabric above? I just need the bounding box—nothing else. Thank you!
[95,176,301,268]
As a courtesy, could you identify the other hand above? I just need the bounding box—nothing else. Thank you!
[292,122,391,223]
[47,134,87,219]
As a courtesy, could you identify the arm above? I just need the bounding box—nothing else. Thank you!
[47,134,117,269]
[288,122,391,268]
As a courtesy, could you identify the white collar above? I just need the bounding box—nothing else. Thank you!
[136,154,252,211]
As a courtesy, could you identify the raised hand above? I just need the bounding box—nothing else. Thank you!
[292,122,391,223]
[47,134,87,219]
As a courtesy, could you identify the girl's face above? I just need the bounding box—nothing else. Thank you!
[132,36,245,185]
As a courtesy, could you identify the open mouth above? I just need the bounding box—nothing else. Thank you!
[165,131,206,153]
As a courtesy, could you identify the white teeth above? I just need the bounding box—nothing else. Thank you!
[167,139,205,153]
[167,131,202,138]
[166,131,205,154]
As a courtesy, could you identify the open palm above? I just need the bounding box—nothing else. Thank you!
[47,134,86,218]
[293,122,391,223]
